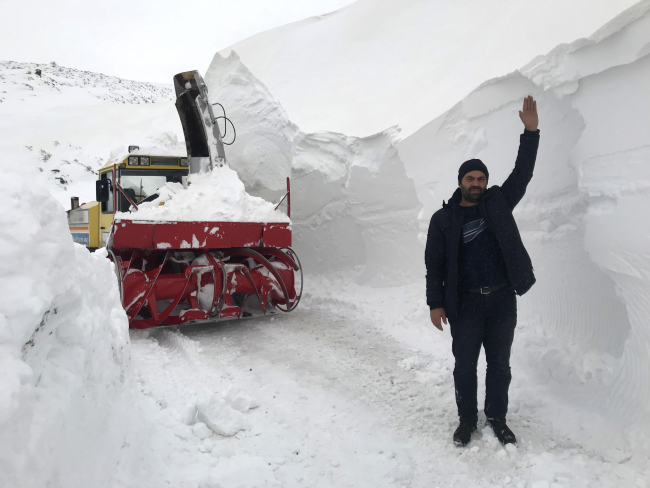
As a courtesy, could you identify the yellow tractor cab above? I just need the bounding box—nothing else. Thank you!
[67,146,189,251]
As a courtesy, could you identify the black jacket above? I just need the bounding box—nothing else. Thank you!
[425,130,540,318]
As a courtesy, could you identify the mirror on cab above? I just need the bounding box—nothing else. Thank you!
[96,179,111,202]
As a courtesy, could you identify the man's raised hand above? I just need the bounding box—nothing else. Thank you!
[519,95,538,131]
[430,307,447,331]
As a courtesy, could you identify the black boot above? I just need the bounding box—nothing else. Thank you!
[453,420,477,447]
[486,419,516,445]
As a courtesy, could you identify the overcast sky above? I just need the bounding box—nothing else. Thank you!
[0,0,356,83]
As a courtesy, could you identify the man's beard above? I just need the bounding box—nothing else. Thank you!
[460,184,485,203]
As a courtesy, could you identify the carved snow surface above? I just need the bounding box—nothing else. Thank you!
[205,52,298,203]
[218,0,639,137]
[0,173,130,487]
[205,53,423,285]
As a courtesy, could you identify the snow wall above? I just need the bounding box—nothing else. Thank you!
[206,53,424,286]
[399,2,650,425]
[221,0,639,137]
[204,54,297,204]
[0,175,130,486]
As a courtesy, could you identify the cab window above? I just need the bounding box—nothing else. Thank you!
[119,169,187,210]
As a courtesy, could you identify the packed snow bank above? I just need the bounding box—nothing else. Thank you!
[292,129,423,285]
[399,1,650,426]
[120,165,291,223]
[205,53,423,284]
[219,0,638,137]
[0,173,130,487]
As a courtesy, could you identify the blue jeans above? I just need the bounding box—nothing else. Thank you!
[448,286,517,424]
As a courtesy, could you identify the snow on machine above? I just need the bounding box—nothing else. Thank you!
[68,71,302,328]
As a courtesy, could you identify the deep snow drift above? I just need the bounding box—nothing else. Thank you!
[0,174,130,487]
[291,128,422,285]
[205,52,424,285]
[0,61,183,488]
[219,0,639,136]
[399,1,650,426]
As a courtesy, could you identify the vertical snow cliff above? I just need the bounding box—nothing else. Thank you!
[205,53,423,285]
[0,175,130,487]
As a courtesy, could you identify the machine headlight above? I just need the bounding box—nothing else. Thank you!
[128,156,138,166]
[180,158,189,167]
[139,157,150,166]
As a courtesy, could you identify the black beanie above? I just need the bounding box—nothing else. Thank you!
[458,159,489,185]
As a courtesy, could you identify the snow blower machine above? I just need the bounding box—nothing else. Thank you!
[69,71,302,329]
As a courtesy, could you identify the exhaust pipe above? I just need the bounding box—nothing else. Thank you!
[71,196,79,210]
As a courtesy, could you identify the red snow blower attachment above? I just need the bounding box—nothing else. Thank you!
[106,71,302,329]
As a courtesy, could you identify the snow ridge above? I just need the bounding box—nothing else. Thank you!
[219,0,639,137]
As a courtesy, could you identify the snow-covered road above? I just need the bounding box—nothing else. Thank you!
[4,4,650,486]
[128,300,648,488]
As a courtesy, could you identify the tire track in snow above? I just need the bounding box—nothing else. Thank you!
[182,310,511,486]
[179,308,649,487]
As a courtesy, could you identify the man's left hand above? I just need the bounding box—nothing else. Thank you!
[519,95,538,131]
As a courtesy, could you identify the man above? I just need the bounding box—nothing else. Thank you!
[425,96,540,447]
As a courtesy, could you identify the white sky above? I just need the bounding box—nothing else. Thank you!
[0,0,356,83]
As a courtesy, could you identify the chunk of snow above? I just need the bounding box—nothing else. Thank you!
[192,422,213,440]
[223,386,259,413]
[196,391,249,437]
[206,52,297,201]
